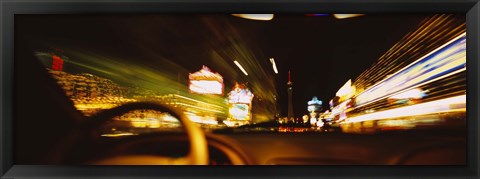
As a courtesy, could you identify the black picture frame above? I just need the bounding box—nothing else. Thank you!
[1,0,479,178]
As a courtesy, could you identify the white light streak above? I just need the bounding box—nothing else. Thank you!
[189,80,223,94]
[336,79,353,97]
[355,33,466,100]
[232,14,274,21]
[333,14,364,19]
[388,88,425,99]
[354,32,466,108]
[345,95,466,124]
[355,67,465,110]
[270,58,278,74]
[234,60,249,76]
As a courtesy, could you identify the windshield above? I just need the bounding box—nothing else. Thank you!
[19,14,466,135]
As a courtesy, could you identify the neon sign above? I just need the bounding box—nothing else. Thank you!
[189,66,224,95]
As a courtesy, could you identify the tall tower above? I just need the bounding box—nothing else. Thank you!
[287,70,294,119]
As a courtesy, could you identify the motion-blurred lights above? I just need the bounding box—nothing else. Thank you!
[355,33,466,107]
[345,95,466,124]
[223,120,237,127]
[269,58,278,74]
[101,132,137,137]
[234,61,249,76]
[336,79,353,97]
[189,80,223,95]
[389,88,426,99]
[333,14,365,19]
[232,14,274,21]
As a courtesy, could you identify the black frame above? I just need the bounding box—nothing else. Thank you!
[1,0,479,178]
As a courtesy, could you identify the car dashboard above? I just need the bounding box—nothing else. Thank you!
[96,129,466,165]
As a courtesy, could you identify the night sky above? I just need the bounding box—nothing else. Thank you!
[16,14,430,117]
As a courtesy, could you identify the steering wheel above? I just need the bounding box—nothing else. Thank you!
[78,102,209,165]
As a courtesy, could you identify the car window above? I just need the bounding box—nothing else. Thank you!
[23,14,466,135]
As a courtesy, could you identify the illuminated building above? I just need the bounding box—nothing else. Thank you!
[287,70,294,120]
[352,14,465,94]
[335,79,355,102]
[226,83,254,126]
[307,96,323,125]
[47,69,133,116]
[332,14,466,133]
[188,66,224,95]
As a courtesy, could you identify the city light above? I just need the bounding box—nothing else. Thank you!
[231,14,274,21]
[355,33,466,108]
[229,104,250,120]
[101,133,138,138]
[189,80,223,95]
[388,88,426,99]
[344,95,466,124]
[227,83,254,123]
[354,15,466,93]
[269,58,278,74]
[335,79,354,98]
[185,113,218,125]
[233,60,249,76]
[189,66,224,95]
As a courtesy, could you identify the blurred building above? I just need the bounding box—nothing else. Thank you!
[225,83,254,126]
[47,69,135,116]
[352,14,465,95]
[307,96,323,125]
[327,14,466,133]
[188,65,224,95]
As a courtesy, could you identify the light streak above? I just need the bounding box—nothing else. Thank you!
[355,67,465,110]
[353,15,465,91]
[333,14,364,19]
[269,58,278,74]
[359,32,465,96]
[234,60,249,76]
[189,80,223,95]
[231,14,274,21]
[344,95,465,124]
[355,33,466,107]
[388,88,425,99]
[336,79,353,97]
[101,133,137,137]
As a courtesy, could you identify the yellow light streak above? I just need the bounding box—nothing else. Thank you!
[356,67,465,109]
[101,133,138,137]
[333,14,365,19]
[231,14,274,21]
[345,95,465,124]
[356,32,466,99]
[353,15,465,91]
